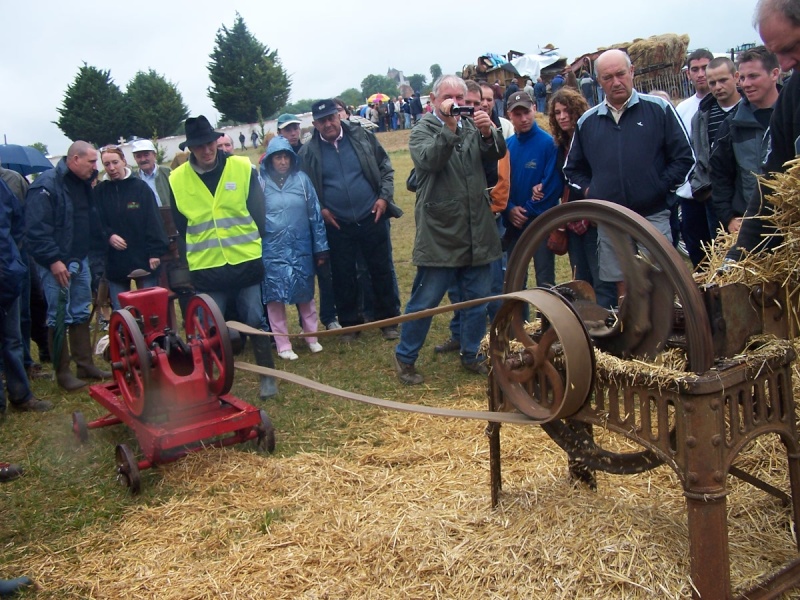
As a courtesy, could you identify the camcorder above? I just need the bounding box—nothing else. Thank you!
[449,105,475,116]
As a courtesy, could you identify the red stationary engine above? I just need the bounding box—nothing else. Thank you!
[73,287,274,493]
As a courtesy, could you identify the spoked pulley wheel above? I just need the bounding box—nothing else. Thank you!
[502,200,714,474]
[489,289,594,421]
[185,294,234,396]
[109,309,152,417]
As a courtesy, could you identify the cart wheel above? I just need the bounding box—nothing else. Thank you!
[109,309,152,417]
[185,294,234,396]
[255,410,276,454]
[115,444,141,494]
[72,411,88,444]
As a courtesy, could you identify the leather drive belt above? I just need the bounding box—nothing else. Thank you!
[228,291,546,425]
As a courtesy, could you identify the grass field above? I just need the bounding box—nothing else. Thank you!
[0,129,568,589]
[3,128,791,599]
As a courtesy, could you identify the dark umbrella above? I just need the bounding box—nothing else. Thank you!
[0,144,54,176]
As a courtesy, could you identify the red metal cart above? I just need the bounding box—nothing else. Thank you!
[73,287,274,493]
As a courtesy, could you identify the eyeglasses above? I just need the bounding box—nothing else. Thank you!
[99,144,122,153]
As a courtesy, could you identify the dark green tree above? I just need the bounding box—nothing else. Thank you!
[126,69,189,139]
[55,63,127,146]
[338,88,362,107]
[29,142,49,156]
[207,13,291,123]
[360,74,399,101]
[407,73,427,94]
[429,64,442,81]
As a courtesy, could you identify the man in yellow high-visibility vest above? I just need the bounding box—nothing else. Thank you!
[170,116,277,399]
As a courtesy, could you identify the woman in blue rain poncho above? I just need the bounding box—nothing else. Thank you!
[259,136,329,360]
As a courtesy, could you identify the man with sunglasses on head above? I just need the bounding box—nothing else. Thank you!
[25,140,109,394]
[169,116,278,400]
[299,99,403,342]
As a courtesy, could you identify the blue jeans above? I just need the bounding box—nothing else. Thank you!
[404,114,411,129]
[108,275,159,310]
[37,257,92,327]
[396,265,491,365]
[506,231,555,288]
[536,97,547,113]
[0,297,33,410]
[205,284,266,331]
[487,218,506,324]
[206,283,274,370]
[449,218,505,334]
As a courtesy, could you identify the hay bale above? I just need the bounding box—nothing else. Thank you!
[598,33,690,73]
[701,158,800,336]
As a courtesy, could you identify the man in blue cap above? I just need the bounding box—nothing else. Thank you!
[299,99,402,340]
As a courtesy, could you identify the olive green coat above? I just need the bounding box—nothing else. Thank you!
[409,113,505,267]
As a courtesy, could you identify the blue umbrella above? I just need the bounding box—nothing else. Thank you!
[0,144,54,176]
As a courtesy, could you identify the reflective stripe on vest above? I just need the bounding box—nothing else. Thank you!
[170,156,261,271]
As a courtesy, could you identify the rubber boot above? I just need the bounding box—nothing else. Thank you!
[0,576,33,597]
[49,327,87,392]
[70,322,111,380]
[252,336,278,399]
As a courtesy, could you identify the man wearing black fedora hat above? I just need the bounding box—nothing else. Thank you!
[169,115,278,399]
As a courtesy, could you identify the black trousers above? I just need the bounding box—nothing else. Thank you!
[326,216,399,327]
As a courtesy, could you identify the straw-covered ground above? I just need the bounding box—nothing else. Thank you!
[6,136,800,599]
[4,380,798,599]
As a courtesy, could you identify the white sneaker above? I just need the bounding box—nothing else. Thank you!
[326,321,342,330]
[308,342,323,354]
[278,350,299,361]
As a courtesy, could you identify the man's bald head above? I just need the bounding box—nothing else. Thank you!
[66,141,97,181]
[67,140,94,159]
[595,49,635,109]
[594,49,631,76]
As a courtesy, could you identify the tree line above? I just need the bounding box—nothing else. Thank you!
[54,13,443,147]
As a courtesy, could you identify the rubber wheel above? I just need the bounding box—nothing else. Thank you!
[115,444,141,494]
[255,410,276,454]
[72,411,88,444]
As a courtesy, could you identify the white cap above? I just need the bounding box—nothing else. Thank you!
[131,139,156,153]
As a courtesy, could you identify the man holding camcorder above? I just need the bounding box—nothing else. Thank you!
[393,75,506,385]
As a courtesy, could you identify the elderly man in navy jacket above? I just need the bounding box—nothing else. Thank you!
[564,49,695,304]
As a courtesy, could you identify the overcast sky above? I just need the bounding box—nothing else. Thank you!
[1,0,760,157]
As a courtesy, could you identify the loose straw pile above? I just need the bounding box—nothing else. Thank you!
[4,386,797,599]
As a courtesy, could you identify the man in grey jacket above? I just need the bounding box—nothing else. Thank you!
[393,75,506,385]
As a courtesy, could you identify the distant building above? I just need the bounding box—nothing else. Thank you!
[387,68,408,88]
